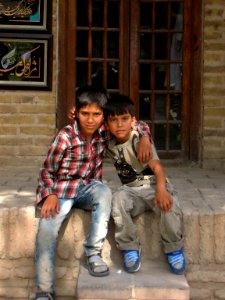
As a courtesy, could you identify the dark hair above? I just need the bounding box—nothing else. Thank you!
[104,94,135,120]
[75,85,108,112]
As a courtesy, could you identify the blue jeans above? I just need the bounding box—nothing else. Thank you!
[35,181,112,293]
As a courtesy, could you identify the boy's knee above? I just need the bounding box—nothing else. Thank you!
[96,183,112,196]
[113,189,127,200]
[92,184,112,211]
[171,195,181,213]
[112,190,131,211]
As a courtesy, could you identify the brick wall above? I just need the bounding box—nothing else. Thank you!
[202,0,225,171]
[0,1,225,170]
[0,1,58,168]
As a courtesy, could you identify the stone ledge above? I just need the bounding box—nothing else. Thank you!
[0,207,164,263]
[77,261,190,300]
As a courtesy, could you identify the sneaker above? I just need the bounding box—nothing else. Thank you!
[166,248,186,275]
[36,292,55,300]
[122,249,141,273]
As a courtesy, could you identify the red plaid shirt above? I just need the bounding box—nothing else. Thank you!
[36,120,150,204]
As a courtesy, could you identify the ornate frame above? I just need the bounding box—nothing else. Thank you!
[0,0,50,31]
[0,33,52,90]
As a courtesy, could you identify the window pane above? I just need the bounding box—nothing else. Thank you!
[92,32,103,58]
[92,0,104,27]
[92,62,103,86]
[155,33,168,59]
[170,124,181,150]
[169,4,183,91]
[76,31,88,57]
[154,64,166,90]
[154,124,166,150]
[77,0,88,26]
[108,1,119,28]
[169,63,182,91]
[170,94,182,121]
[139,94,151,120]
[107,62,119,89]
[154,95,166,120]
[77,61,88,87]
[139,64,151,90]
[140,2,152,29]
[171,3,183,30]
[140,33,152,59]
[108,32,119,58]
[155,2,168,29]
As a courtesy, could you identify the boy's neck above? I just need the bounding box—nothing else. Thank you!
[115,132,132,145]
[86,135,93,142]
[80,129,93,142]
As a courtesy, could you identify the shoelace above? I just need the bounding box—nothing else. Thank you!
[124,251,139,266]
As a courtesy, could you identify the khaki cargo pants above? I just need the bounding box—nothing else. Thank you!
[111,179,183,253]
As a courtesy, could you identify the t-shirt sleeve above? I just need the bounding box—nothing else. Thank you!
[151,143,160,161]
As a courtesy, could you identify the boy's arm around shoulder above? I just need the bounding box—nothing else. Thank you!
[149,160,173,212]
[133,120,152,163]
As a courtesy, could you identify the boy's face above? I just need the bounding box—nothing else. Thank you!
[106,113,135,143]
[76,104,104,140]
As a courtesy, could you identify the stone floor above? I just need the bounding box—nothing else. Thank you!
[0,161,224,210]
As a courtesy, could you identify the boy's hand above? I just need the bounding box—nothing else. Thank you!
[67,106,76,120]
[40,195,60,220]
[154,189,173,212]
[137,136,152,163]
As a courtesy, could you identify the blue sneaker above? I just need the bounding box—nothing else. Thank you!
[166,248,186,275]
[122,249,141,273]
[36,292,55,300]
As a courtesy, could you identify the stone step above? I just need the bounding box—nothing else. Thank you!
[77,260,190,300]
[0,165,225,299]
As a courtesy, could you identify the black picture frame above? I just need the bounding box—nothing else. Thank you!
[0,33,52,90]
[0,0,51,31]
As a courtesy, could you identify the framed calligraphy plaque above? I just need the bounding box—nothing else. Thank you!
[0,0,50,31]
[0,34,52,89]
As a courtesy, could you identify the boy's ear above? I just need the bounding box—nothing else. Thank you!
[75,110,79,119]
[104,120,109,129]
[131,116,136,128]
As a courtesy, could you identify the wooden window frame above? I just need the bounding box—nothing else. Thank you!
[57,0,203,161]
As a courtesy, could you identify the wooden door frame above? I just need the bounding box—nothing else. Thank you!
[57,0,76,129]
[57,0,203,161]
[181,0,203,161]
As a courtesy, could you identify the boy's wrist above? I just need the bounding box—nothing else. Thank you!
[139,132,149,137]
[156,184,167,192]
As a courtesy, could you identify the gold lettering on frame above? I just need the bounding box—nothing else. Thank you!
[0,0,36,18]
[0,45,40,79]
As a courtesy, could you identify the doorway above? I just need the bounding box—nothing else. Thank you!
[58,0,202,160]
